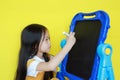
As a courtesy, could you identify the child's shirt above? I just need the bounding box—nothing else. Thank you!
[25,56,58,80]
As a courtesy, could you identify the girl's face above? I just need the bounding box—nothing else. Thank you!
[38,30,51,53]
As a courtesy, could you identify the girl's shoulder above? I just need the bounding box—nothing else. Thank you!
[27,56,45,67]
[27,58,35,67]
[26,56,45,77]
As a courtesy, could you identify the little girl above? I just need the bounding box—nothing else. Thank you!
[15,24,76,80]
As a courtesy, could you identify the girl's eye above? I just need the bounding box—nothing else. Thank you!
[46,37,50,41]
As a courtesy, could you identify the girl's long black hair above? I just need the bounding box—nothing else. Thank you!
[15,24,53,80]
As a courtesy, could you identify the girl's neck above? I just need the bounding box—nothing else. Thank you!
[36,52,44,59]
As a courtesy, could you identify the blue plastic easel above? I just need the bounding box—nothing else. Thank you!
[57,10,114,80]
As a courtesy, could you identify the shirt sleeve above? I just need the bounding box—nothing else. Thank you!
[27,60,40,77]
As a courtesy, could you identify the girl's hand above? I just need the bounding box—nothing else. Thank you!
[66,32,76,48]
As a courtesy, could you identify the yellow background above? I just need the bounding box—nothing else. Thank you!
[0,0,120,80]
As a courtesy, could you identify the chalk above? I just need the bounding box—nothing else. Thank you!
[63,32,70,36]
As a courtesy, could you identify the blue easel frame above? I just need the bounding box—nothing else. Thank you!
[57,10,114,80]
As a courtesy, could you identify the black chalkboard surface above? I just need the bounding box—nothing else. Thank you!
[66,20,101,79]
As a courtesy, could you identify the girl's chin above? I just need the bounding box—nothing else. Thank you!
[43,48,50,53]
[45,50,50,53]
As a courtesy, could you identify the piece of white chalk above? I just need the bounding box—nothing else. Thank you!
[63,32,70,36]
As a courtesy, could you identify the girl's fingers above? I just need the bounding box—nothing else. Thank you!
[69,32,75,36]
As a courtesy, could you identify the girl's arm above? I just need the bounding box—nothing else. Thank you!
[36,32,76,71]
